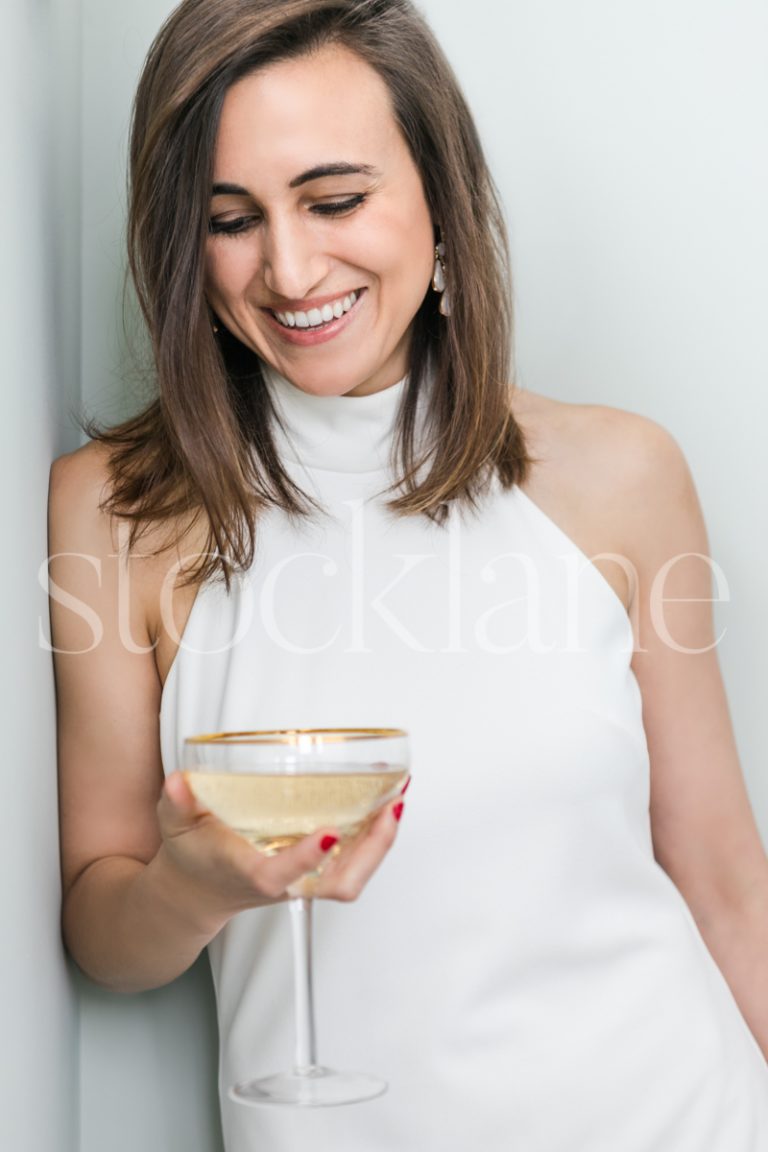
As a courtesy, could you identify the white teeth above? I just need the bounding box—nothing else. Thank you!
[273,289,359,330]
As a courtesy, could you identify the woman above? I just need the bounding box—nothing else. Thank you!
[50,0,768,1149]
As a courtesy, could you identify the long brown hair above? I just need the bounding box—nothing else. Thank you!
[93,0,528,584]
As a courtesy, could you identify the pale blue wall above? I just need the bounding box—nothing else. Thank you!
[77,4,225,1147]
[0,1,80,1149]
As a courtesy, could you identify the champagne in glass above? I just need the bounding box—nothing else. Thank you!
[183,728,410,1107]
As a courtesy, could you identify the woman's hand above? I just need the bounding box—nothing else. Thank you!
[156,771,405,924]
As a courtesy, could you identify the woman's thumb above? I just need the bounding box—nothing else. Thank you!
[159,770,209,826]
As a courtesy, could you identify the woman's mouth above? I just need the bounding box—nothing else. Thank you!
[263,289,365,346]
[272,289,361,330]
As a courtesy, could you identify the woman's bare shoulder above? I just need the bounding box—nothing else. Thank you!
[50,438,112,497]
[511,386,687,512]
[510,387,697,611]
[49,440,120,552]
[49,439,205,558]
[513,386,677,460]
[49,439,208,683]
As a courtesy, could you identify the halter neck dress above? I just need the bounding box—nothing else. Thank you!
[160,367,768,1151]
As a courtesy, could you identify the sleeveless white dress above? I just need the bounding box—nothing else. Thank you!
[160,368,768,1151]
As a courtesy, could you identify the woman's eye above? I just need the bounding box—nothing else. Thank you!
[208,215,259,237]
[312,194,367,217]
[208,194,366,235]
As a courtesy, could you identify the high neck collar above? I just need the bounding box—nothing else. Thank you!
[263,364,410,474]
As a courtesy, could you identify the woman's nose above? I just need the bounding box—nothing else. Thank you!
[261,216,329,302]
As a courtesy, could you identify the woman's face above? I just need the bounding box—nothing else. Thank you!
[204,44,436,398]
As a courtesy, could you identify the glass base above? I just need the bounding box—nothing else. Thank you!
[230,1065,388,1108]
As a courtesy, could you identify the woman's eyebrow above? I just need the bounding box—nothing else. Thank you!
[210,163,379,198]
[211,181,252,197]
[288,162,378,188]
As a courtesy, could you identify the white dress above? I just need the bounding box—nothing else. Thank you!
[160,368,768,1151]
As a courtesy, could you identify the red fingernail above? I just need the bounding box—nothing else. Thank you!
[393,802,405,823]
[320,835,338,853]
[400,776,411,796]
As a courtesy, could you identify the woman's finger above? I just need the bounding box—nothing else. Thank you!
[251,830,341,900]
[314,800,404,902]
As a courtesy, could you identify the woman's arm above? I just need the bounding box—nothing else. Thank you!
[50,443,401,994]
[621,418,768,1057]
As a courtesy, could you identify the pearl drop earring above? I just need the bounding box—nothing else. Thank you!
[432,241,451,315]
[432,242,451,316]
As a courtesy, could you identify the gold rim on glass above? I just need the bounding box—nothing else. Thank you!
[184,727,408,746]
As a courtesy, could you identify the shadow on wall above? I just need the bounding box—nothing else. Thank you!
[75,953,224,1152]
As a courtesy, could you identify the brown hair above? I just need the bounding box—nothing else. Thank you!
[93,0,528,584]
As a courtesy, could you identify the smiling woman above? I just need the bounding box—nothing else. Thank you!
[96,0,521,589]
[204,49,436,396]
[49,1,768,1151]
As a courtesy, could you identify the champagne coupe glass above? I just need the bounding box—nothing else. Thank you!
[182,727,410,1107]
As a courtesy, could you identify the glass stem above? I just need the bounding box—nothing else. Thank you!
[289,896,319,1074]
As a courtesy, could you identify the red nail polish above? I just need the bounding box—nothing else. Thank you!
[400,776,412,796]
[393,802,405,823]
[320,835,339,853]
